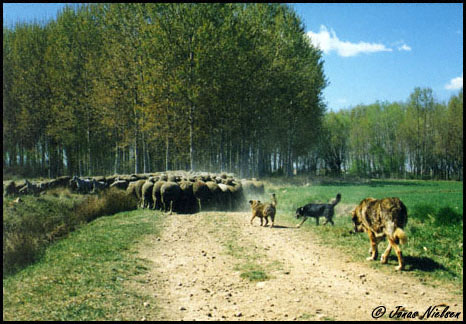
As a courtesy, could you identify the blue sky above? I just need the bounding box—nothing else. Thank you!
[3,3,463,111]
[290,3,463,110]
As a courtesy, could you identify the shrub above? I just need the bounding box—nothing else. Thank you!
[74,188,138,223]
[3,232,43,275]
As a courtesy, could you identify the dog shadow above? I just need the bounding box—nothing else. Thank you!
[270,225,295,229]
[387,255,448,273]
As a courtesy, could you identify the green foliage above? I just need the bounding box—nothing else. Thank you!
[3,3,327,178]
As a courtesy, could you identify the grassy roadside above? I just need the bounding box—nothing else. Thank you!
[3,209,162,321]
[263,179,463,291]
[3,187,138,276]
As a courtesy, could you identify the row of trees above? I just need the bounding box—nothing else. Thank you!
[3,3,327,179]
[3,4,463,180]
[317,88,463,180]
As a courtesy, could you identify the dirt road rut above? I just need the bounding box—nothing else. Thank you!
[134,211,463,321]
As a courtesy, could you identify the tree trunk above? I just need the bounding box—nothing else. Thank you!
[165,135,170,171]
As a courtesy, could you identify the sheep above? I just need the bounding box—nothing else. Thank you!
[118,175,138,182]
[110,179,129,190]
[167,175,178,183]
[105,175,118,186]
[92,179,107,193]
[37,181,51,193]
[178,180,196,214]
[152,180,166,210]
[205,181,222,210]
[19,179,40,196]
[131,179,146,207]
[4,181,19,196]
[14,180,26,194]
[133,173,149,180]
[160,181,181,215]
[217,183,232,211]
[70,176,93,194]
[141,179,155,209]
[241,179,265,196]
[228,181,245,211]
[193,180,212,212]
[126,181,140,199]
[221,177,234,186]
[51,176,71,190]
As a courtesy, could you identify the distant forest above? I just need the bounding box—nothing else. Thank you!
[3,3,463,180]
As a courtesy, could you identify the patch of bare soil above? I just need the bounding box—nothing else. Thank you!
[132,211,463,321]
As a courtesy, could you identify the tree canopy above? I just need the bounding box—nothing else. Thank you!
[3,3,462,180]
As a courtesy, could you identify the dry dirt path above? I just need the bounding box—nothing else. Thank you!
[132,211,463,321]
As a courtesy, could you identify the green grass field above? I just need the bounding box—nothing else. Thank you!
[3,178,463,320]
[264,178,463,288]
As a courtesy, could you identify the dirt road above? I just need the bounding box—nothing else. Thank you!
[133,211,463,321]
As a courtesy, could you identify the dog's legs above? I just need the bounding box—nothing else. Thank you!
[250,214,256,225]
[323,217,334,226]
[389,238,404,270]
[366,232,379,261]
[380,241,392,264]
[260,217,263,226]
[264,217,269,227]
[270,215,275,228]
[296,218,307,228]
[315,217,319,226]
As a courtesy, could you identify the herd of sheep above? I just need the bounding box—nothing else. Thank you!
[4,171,266,214]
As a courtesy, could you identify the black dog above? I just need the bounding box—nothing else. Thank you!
[295,193,341,227]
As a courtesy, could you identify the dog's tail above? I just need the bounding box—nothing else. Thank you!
[331,193,341,207]
[271,193,277,207]
[392,228,407,245]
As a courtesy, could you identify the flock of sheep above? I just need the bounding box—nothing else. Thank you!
[4,171,265,214]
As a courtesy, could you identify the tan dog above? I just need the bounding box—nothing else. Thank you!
[351,197,408,271]
[249,193,277,227]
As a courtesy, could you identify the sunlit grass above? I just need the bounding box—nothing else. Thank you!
[263,178,463,289]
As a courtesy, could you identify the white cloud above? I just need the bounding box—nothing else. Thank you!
[392,40,412,52]
[398,44,412,51]
[307,25,392,57]
[445,75,463,90]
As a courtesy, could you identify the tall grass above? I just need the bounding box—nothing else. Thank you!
[74,188,138,223]
[3,188,138,276]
